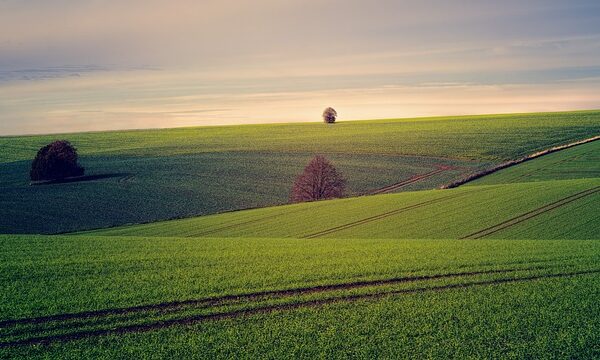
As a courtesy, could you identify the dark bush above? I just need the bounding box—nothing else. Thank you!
[290,155,346,202]
[30,140,84,181]
[322,107,337,124]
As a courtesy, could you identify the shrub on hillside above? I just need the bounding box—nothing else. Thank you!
[322,107,337,124]
[30,140,85,181]
[290,155,346,202]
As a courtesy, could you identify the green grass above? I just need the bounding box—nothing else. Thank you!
[2,111,599,358]
[469,139,600,185]
[88,178,600,239]
[6,274,597,359]
[5,236,599,320]
[1,235,599,358]
[0,153,481,234]
[2,111,599,164]
[1,110,598,234]
[0,235,600,358]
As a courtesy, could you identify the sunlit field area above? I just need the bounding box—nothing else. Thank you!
[1,110,599,359]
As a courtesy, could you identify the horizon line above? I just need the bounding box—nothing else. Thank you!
[2,108,599,138]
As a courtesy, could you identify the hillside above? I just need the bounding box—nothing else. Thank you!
[1,110,599,234]
[87,178,599,239]
[1,235,599,358]
[469,138,600,185]
[1,124,599,358]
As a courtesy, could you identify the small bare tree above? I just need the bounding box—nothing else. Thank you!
[290,155,346,202]
[322,107,337,124]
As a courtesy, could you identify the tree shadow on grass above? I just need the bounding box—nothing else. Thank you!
[30,173,131,186]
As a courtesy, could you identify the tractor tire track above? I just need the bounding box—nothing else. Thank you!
[512,153,583,181]
[194,201,333,237]
[117,174,136,184]
[302,188,486,239]
[3,268,540,340]
[0,265,524,329]
[369,165,455,195]
[461,186,600,239]
[5,258,584,339]
[1,268,597,348]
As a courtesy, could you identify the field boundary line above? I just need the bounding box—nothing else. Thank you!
[461,186,600,239]
[441,135,600,189]
[1,268,597,348]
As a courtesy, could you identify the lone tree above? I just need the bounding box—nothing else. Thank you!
[30,140,84,182]
[290,155,346,202]
[322,107,337,124]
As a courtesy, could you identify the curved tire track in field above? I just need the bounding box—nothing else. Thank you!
[461,186,600,239]
[0,266,525,328]
[168,165,457,238]
[1,268,598,348]
[511,152,584,182]
[302,188,486,239]
[369,165,455,195]
[193,201,333,237]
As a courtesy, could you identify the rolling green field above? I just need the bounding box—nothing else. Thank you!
[470,138,600,185]
[5,274,598,359]
[88,178,600,240]
[1,110,599,234]
[1,236,599,358]
[1,112,599,359]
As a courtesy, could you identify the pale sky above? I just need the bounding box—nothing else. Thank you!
[1,0,600,135]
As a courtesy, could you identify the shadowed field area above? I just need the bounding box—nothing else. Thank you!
[1,110,598,234]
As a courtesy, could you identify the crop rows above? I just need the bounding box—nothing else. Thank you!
[2,111,598,234]
[462,185,600,239]
[90,178,599,239]
[471,138,600,185]
[2,264,597,348]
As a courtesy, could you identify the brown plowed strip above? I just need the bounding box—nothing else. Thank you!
[461,186,600,239]
[1,269,597,348]
[370,165,454,195]
[303,188,482,239]
[0,265,521,328]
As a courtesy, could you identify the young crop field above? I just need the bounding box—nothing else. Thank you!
[5,275,597,359]
[469,138,600,185]
[1,236,599,358]
[88,178,600,240]
[2,111,598,164]
[1,110,598,234]
[1,111,599,358]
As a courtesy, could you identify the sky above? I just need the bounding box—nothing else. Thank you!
[1,0,600,135]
